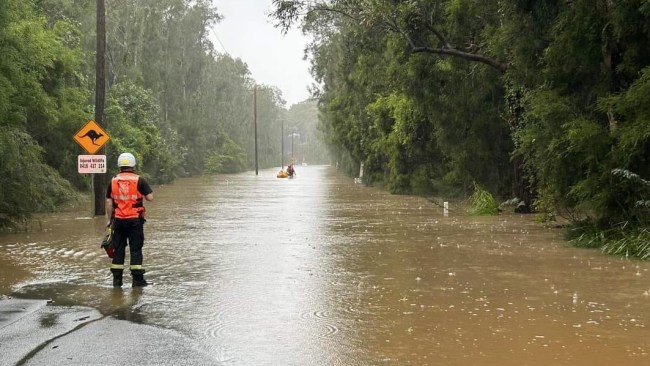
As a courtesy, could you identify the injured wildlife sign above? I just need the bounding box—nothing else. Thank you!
[78,155,106,174]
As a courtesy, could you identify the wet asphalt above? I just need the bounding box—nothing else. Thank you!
[0,297,220,366]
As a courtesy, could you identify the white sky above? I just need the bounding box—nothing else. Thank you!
[211,0,315,107]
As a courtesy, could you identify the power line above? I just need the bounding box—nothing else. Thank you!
[211,27,229,55]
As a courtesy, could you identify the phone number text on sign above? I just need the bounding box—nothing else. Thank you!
[78,155,107,174]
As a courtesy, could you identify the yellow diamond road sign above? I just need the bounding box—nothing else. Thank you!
[73,119,110,154]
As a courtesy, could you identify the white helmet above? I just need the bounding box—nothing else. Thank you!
[117,152,136,167]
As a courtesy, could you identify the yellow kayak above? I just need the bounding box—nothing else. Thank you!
[277,170,289,178]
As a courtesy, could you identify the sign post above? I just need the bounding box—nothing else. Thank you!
[95,0,107,216]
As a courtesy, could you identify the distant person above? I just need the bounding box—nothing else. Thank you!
[287,163,295,177]
[105,152,153,287]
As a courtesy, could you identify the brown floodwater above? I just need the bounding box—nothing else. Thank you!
[1,165,649,365]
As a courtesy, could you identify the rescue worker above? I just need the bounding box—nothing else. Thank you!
[105,152,153,287]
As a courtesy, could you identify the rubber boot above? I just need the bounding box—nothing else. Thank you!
[111,269,123,287]
[131,270,148,287]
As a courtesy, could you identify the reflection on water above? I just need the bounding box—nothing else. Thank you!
[1,165,649,365]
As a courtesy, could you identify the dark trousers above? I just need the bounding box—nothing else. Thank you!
[111,218,145,271]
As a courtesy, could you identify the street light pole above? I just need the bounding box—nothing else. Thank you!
[253,87,258,175]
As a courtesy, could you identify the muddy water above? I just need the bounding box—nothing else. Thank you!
[1,165,649,365]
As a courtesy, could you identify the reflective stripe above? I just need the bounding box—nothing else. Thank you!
[114,194,139,201]
[130,265,143,270]
[119,175,139,181]
[111,264,125,269]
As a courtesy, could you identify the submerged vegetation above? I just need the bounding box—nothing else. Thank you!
[468,184,499,216]
[568,168,650,259]
[568,222,650,260]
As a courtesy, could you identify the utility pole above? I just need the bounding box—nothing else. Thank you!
[281,120,284,169]
[253,87,258,175]
[94,0,106,216]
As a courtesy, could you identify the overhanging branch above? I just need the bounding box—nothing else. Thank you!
[412,46,507,74]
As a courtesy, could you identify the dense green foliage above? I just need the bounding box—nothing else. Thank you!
[272,0,650,258]
[0,0,85,227]
[0,0,324,229]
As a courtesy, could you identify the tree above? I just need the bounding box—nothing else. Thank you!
[272,0,507,72]
[272,0,514,195]
[0,0,84,229]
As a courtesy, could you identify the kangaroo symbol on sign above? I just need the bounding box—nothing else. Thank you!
[78,130,104,145]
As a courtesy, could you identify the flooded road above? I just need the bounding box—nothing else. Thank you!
[1,165,649,365]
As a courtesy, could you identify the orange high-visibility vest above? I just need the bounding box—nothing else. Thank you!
[111,172,144,219]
